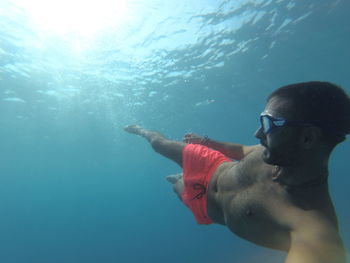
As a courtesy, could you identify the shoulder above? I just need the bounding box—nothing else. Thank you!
[242,144,263,157]
[287,216,346,263]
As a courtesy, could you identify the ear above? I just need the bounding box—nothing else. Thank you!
[300,127,322,149]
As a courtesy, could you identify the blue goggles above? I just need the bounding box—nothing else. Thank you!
[260,112,312,135]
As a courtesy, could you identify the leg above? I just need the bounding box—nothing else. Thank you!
[124,125,185,167]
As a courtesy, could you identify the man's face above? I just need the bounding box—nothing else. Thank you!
[255,97,302,166]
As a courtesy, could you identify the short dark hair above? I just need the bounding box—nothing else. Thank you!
[268,81,350,143]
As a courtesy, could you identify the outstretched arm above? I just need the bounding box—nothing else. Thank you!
[183,133,258,160]
[124,125,185,167]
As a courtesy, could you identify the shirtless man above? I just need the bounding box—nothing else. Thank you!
[124,81,350,263]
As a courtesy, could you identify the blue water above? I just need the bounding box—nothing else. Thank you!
[0,0,349,262]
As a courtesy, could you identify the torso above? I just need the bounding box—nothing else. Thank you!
[207,146,338,251]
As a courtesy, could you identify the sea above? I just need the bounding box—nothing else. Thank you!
[0,0,349,262]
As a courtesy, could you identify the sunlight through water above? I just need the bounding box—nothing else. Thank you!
[12,0,131,37]
[1,0,345,127]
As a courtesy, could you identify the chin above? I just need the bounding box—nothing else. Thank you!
[262,155,275,165]
[262,148,291,166]
[262,148,274,164]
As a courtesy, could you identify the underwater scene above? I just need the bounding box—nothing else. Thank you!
[0,0,349,262]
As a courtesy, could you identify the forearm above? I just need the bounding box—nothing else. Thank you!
[183,133,258,160]
[201,137,257,160]
[199,137,241,160]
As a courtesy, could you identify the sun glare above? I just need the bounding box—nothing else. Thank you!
[15,0,130,37]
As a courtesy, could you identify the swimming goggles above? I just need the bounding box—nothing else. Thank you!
[260,112,312,135]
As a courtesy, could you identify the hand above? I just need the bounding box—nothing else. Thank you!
[124,124,144,136]
[183,133,205,144]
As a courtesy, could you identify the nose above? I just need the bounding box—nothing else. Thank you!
[254,127,264,139]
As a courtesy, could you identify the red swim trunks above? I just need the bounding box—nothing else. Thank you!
[181,144,232,224]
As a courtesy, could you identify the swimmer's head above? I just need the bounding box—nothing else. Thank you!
[267,81,350,146]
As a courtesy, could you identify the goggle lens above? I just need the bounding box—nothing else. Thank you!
[261,116,271,134]
[260,115,287,134]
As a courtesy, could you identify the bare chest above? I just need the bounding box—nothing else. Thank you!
[208,153,334,251]
[219,171,292,250]
[207,154,295,250]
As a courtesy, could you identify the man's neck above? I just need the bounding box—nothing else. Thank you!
[273,160,329,189]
